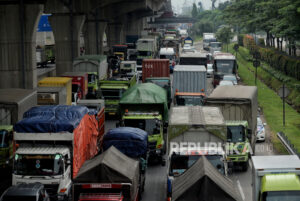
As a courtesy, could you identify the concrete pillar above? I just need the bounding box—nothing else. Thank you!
[126,17,143,36]
[0,4,42,89]
[84,21,107,54]
[106,23,123,49]
[49,14,85,75]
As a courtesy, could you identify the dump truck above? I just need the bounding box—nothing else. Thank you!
[61,72,88,100]
[0,125,13,169]
[73,55,108,98]
[0,89,37,125]
[167,106,230,200]
[205,85,258,171]
[72,146,141,201]
[252,155,300,201]
[13,105,100,200]
[37,87,68,105]
[173,65,206,106]
[103,127,148,192]
[119,83,168,165]
[38,77,72,105]
[100,74,137,116]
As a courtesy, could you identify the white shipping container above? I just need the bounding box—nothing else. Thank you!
[172,65,207,97]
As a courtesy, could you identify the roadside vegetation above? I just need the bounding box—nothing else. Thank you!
[227,43,300,153]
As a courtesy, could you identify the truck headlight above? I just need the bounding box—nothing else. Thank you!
[156,149,161,154]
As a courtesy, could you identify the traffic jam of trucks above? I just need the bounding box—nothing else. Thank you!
[1,25,299,201]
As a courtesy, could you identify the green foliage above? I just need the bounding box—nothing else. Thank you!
[258,38,265,46]
[216,26,234,45]
[238,34,245,46]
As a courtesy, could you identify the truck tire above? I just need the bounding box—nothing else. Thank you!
[242,161,248,171]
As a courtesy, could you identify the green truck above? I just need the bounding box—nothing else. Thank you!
[252,155,300,201]
[145,77,171,108]
[73,55,108,98]
[119,83,168,165]
[100,74,137,116]
[205,85,258,171]
[0,125,13,168]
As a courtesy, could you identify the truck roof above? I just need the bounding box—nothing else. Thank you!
[174,65,206,72]
[0,88,36,104]
[180,52,208,58]
[169,106,225,126]
[160,47,175,54]
[213,52,235,60]
[252,155,300,170]
[262,173,300,192]
[16,146,70,155]
[208,85,257,100]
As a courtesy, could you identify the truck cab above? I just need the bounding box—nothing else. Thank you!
[174,92,205,106]
[120,61,139,81]
[159,48,176,72]
[112,45,128,61]
[0,125,13,169]
[121,111,165,165]
[209,42,222,54]
[226,121,251,171]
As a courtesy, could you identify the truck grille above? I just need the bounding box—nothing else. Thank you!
[149,141,157,151]
[44,184,59,197]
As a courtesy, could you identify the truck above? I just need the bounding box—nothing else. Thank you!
[119,83,168,165]
[179,52,210,67]
[136,38,157,66]
[0,125,13,169]
[73,55,108,98]
[209,41,222,54]
[162,38,180,57]
[100,74,137,116]
[173,65,206,106]
[203,33,216,50]
[120,61,139,80]
[103,127,148,192]
[142,59,170,82]
[38,77,73,105]
[159,48,176,72]
[72,146,141,201]
[61,72,88,100]
[183,36,193,46]
[212,52,237,87]
[205,85,258,170]
[167,106,231,200]
[37,87,68,105]
[13,105,101,200]
[112,45,128,61]
[252,155,300,201]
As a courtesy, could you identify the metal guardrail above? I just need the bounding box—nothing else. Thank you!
[277,132,300,156]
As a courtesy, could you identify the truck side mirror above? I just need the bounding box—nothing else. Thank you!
[66,159,71,166]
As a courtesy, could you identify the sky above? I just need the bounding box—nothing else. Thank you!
[171,0,227,14]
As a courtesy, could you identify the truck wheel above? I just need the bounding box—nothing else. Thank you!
[242,161,248,171]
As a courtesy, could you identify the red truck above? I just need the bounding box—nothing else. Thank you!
[61,72,88,99]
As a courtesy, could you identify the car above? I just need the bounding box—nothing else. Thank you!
[0,183,50,201]
[206,64,214,78]
[223,74,238,85]
[219,80,234,86]
[256,116,266,142]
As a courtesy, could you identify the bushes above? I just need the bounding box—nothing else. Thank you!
[243,35,300,81]
[238,34,245,46]
[258,38,265,46]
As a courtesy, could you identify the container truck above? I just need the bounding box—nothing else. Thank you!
[38,77,72,105]
[73,55,108,98]
[103,127,148,192]
[119,83,168,165]
[252,155,300,201]
[0,89,37,125]
[205,85,258,170]
[61,72,88,99]
[13,105,101,200]
[72,146,141,201]
[142,59,170,82]
[179,52,210,67]
[167,106,231,200]
[173,65,206,106]
[100,74,136,116]
[212,52,237,87]
[37,87,68,105]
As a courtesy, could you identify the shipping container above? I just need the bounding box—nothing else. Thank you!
[142,59,170,82]
[0,89,37,125]
[61,72,88,99]
[173,65,207,96]
[37,87,68,105]
[73,55,108,81]
[38,77,72,105]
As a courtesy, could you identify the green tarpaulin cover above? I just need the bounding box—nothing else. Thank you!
[120,83,168,121]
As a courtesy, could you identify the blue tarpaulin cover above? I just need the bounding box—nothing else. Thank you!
[103,127,148,158]
[14,105,89,133]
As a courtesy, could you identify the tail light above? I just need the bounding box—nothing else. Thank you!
[157,144,162,149]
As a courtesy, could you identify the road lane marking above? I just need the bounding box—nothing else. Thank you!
[237,180,245,201]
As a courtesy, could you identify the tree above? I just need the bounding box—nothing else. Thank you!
[192,3,198,18]
[216,26,234,52]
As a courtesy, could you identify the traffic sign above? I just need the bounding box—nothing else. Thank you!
[278,86,290,98]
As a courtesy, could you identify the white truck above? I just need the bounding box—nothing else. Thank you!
[252,155,300,201]
[13,106,100,201]
[203,33,216,51]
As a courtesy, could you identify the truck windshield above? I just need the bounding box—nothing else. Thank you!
[138,51,152,57]
[170,155,224,176]
[102,89,125,99]
[215,60,235,74]
[14,154,63,176]
[204,38,216,43]
[262,191,300,201]
[88,74,96,84]
[0,130,9,148]
[210,43,221,48]
[176,96,204,106]
[179,58,207,65]
[227,126,245,143]
[124,119,160,135]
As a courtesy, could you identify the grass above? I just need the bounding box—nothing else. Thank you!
[228,44,300,154]
[194,35,203,42]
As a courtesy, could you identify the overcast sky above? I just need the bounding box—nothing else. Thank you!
[171,0,227,14]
